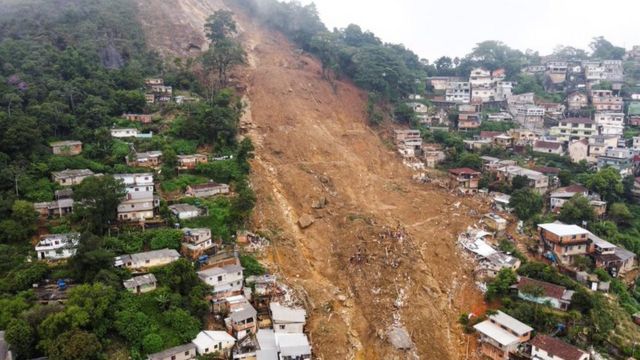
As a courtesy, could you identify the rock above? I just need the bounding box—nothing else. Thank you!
[336,294,347,302]
[298,214,315,229]
[387,326,413,350]
[312,196,327,209]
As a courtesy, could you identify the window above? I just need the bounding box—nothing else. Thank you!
[280,324,286,330]
[184,351,190,355]
[146,259,150,264]
[218,275,223,282]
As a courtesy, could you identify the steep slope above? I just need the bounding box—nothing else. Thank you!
[136,1,487,358]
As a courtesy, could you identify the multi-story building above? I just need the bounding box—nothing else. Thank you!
[513,105,545,130]
[35,233,80,260]
[126,151,163,168]
[445,81,471,103]
[594,112,624,137]
[473,310,533,360]
[51,169,97,186]
[198,263,244,299]
[597,147,635,176]
[566,91,588,111]
[181,228,215,258]
[496,165,548,194]
[448,168,481,194]
[113,173,159,221]
[538,223,590,265]
[550,118,596,141]
[591,90,623,112]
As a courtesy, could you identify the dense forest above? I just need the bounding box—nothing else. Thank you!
[0,1,255,359]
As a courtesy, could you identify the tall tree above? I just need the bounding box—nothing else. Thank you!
[205,10,238,44]
[72,176,126,235]
[510,188,543,221]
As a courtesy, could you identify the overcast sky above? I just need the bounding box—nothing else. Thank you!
[299,0,639,62]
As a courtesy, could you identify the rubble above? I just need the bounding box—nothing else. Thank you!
[298,214,315,229]
[387,326,413,350]
[311,196,327,209]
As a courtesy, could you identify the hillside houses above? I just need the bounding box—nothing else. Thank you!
[52,169,98,186]
[177,154,208,170]
[35,233,80,260]
[185,182,230,198]
[114,173,159,221]
[114,249,180,270]
[473,310,533,360]
[126,151,162,168]
[50,140,82,156]
[515,276,574,311]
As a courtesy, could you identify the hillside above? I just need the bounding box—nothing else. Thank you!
[136,0,488,358]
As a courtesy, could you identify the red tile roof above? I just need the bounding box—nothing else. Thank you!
[479,131,502,139]
[534,140,562,150]
[562,117,593,124]
[448,168,480,176]
[517,277,567,300]
[532,166,561,175]
[556,184,588,194]
[530,335,587,360]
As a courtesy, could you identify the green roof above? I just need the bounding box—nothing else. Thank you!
[629,102,640,116]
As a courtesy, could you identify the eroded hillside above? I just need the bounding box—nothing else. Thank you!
[136,1,487,358]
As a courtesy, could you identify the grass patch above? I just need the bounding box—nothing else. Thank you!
[160,174,208,192]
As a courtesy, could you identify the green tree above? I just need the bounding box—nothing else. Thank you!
[558,170,572,187]
[510,175,529,191]
[142,333,164,354]
[5,318,36,359]
[585,167,623,203]
[46,330,102,360]
[162,308,200,343]
[590,36,625,60]
[393,103,416,124]
[486,268,517,300]
[149,228,182,250]
[114,310,151,347]
[558,195,595,225]
[509,188,543,221]
[608,202,633,226]
[205,10,238,44]
[456,152,482,170]
[73,176,126,235]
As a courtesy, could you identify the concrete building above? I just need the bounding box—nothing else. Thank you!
[550,118,596,141]
[594,112,624,137]
[114,249,180,270]
[147,343,196,360]
[50,140,82,156]
[114,173,158,221]
[529,335,589,360]
[35,233,80,260]
[52,169,96,186]
[270,302,306,334]
[123,274,157,294]
[473,310,533,360]
[445,81,471,103]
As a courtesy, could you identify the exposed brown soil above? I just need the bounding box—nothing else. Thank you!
[136,1,488,358]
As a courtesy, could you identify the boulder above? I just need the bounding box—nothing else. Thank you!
[298,214,315,229]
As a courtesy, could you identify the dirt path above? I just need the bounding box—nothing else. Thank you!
[136,1,487,358]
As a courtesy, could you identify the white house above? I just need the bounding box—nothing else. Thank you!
[529,335,589,360]
[169,204,202,220]
[256,329,312,360]
[123,274,157,294]
[111,128,139,138]
[594,112,624,137]
[192,331,236,356]
[114,173,158,221]
[182,228,214,253]
[270,302,306,334]
[473,311,533,360]
[197,264,244,299]
[114,249,180,269]
[35,233,80,260]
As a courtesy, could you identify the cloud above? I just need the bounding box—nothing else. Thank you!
[300,0,639,61]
